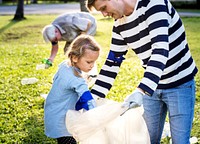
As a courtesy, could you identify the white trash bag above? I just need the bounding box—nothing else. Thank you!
[66,98,150,144]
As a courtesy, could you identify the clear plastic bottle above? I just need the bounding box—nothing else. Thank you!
[36,64,46,70]
[21,77,39,85]
[40,93,48,99]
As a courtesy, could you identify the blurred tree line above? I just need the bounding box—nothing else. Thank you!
[1,0,199,21]
[1,0,89,20]
[2,0,77,3]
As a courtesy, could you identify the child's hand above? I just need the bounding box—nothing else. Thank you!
[87,99,96,110]
[75,91,96,111]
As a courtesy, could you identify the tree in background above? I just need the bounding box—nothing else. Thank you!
[11,0,89,21]
[80,0,89,12]
[13,0,25,21]
[31,0,37,4]
[197,0,200,8]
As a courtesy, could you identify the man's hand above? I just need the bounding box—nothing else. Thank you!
[122,88,144,109]
[42,58,53,69]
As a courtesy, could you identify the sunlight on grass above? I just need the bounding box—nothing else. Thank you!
[0,14,199,143]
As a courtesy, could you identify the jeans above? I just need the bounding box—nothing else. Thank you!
[143,79,196,144]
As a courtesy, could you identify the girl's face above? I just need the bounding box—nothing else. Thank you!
[73,49,100,73]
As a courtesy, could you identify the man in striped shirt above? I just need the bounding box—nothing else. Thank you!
[87,0,198,143]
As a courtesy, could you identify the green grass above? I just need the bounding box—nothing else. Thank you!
[0,1,76,5]
[177,9,200,13]
[0,14,199,143]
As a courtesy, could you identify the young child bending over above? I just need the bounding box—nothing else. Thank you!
[44,34,101,144]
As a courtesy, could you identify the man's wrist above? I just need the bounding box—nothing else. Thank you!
[137,87,151,96]
[48,58,53,63]
[136,88,145,95]
[51,41,58,45]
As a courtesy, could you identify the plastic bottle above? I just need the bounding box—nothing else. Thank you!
[36,64,46,70]
[21,77,39,85]
[40,94,48,99]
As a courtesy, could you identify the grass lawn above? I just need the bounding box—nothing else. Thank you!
[0,14,199,143]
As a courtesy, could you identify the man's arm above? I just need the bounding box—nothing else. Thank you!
[48,42,59,63]
[91,50,127,98]
[82,21,92,34]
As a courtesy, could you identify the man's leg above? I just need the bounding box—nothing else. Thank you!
[143,89,167,144]
[163,79,196,144]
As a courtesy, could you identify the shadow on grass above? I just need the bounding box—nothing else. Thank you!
[0,19,21,33]
[21,113,56,143]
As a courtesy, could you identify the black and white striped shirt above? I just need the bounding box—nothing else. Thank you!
[91,0,198,97]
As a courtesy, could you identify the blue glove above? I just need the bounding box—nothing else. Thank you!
[122,88,144,109]
[75,91,96,111]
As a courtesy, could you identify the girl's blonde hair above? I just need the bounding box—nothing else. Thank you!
[68,34,101,77]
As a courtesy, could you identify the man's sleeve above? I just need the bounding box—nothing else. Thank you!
[72,16,90,32]
[138,0,171,96]
[91,31,128,98]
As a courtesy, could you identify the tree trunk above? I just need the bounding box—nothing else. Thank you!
[13,0,26,21]
[31,0,37,4]
[197,0,200,8]
[80,0,89,12]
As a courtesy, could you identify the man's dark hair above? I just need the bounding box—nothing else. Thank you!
[87,0,95,11]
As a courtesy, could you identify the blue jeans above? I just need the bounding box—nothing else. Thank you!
[143,79,196,144]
